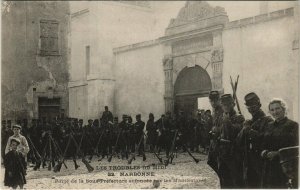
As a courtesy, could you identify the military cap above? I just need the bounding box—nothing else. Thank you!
[10,138,21,145]
[12,124,22,129]
[279,146,299,164]
[209,91,220,100]
[220,94,234,104]
[244,92,260,106]
[136,114,141,118]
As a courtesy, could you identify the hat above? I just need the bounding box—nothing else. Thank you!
[10,138,21,145]
[279,146,299,164]
[12,124,22,130]
[220,94,234,104]
[209,91,220,100]
[244,92,260,106]
[136,114,141,118]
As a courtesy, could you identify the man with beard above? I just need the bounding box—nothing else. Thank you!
[237,92,273,188]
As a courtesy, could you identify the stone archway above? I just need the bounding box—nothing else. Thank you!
[174,65,212,115]
[161,1,227,115]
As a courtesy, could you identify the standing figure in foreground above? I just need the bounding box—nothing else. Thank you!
[207,91,223,179]
[4,138,27,189]
[5,125,29,157]
[218,94,245,188]
[237,92,273,188]
[260,98,298,188]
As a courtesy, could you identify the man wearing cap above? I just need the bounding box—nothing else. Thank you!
[218,94,245,188]
[101,106,113,124]
[237,92,273,188]
[207,91,223,179]
[135,114,145,155]
[5,124,30,158]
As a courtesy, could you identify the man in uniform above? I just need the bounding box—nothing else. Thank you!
[101,106,113,124]
[135,114,145,155]
[207,91,223,175]
[218,94,245,188]
[237,92,273,188]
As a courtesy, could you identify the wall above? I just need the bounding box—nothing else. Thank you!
[2,1,70,121]
[222,9,298,120]
[114,41,165,121]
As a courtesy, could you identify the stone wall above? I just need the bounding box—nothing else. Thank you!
[2,1,70,121]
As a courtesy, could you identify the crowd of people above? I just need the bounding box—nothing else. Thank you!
[1,92,299,189]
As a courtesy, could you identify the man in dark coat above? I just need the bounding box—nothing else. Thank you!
[218,94,245,188]
[4,138,27,189]
[146,113,157,152]
[237,92,273,188]
[135,114,145,155]
[101,106,113,124]
[207,91,223,176]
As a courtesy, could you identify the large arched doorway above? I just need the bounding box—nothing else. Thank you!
[174,65,212,116]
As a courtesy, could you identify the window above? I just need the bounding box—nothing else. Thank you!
[86,46,90,75]
[40,19,59,55]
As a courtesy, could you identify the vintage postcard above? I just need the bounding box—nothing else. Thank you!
[1,1,299,189]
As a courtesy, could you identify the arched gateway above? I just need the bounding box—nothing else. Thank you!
[174,66,212,115]
[160,1,228,115]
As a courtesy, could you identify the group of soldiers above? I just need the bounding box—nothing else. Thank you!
[206,91,298,189]
[2,92,298,189]
[1,106,213,169]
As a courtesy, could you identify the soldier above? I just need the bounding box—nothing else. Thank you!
[237,92,273,188]
[119,115,129,159]
[176,110,187,152]
[146,113,157,152]
[135,114,145,155]
[218,94,245,188]
[101,106,113,124]
[207,91,223,177]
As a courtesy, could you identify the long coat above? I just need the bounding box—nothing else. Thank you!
[4,150,26,187]
[261,117,298,188]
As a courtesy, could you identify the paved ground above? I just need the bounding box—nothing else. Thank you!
[1,152,219,189]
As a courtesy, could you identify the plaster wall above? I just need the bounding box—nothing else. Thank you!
[114,43,165,121]
[222,16,298,121]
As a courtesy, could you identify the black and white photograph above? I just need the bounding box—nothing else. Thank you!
[1,1,299,189]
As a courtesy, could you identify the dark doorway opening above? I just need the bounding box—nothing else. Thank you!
[38,97,61,122]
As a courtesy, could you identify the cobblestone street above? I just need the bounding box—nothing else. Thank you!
[1,152,219,189]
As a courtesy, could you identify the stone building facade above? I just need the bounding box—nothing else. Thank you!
[70,1,299,122]
[2,1,70,122]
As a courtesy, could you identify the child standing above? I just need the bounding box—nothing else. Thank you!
[4,138,27,189]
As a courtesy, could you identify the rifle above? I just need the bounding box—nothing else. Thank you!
[69,131,94,172]
[182,144,200,163]
[164,129,178,166]
[108,127,122,162]
[53,134,72,172]
[91,127,106,161]
[230,75,241,114]
[144,133,163,163]
[48,134,52,171]
[49,135,68,169]
[128,132,146,164]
